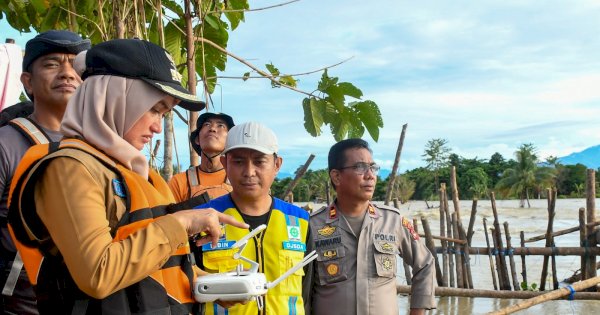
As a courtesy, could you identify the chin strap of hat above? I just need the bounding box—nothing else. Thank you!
[199,150,223,172]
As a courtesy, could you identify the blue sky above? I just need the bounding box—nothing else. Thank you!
[3,0,600,176]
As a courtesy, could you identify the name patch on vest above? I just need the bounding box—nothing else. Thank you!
[315,237,341,248]
[282,241,306,252]
[112,179,126,197]
[201,240,235,251]
[374,233,396,242]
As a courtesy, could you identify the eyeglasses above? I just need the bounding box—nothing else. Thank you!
[338,162,380,175]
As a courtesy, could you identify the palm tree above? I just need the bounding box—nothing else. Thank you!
[495,144,556,207]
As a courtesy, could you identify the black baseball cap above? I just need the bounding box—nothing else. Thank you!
[23,30,91,72]
[82,39,205,112]
[190,112,235,154]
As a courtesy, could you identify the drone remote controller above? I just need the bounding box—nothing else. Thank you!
[193,224,318,305]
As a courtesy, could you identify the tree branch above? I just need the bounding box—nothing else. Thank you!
[213,56,353,80]
[194,36,316,97]
[58,6,107,40]
[210,0,300,14]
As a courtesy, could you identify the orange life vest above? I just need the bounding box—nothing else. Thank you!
[7,139,199,314]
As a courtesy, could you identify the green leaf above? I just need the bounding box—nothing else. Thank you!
[347,112,365,138]
[338,82,363,99]
[242,72,250,81]
[520,282,527,290]
[329,112,350,141]
[224,0,248,30]
[30,0,50,14]
[324,85,345,108]
[354,100,383,142]
[303,97,324,137]
[265,63,280,76]
[279,75,297,88]
[317,69,338,92]
[204,14,220,30]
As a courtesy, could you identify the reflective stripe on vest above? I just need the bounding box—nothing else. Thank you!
[185,167,232,200]
[2,117,51,297]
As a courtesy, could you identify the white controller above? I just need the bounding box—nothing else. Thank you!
[193,224,317,305]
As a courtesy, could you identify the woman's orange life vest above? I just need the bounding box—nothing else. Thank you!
[7,139,199,314]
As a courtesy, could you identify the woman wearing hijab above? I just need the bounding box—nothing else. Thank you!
[7,39,248,315]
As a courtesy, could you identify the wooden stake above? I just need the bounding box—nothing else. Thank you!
[520,231,527,288]
[467,199,478,245]
[422,218,443,286]
[503,222,519,290]
[585,169,597,289]
[452,213,464,288]
[280,154,315,200]
[483,218,498,290]
[459,220,473,288]
[487,275,600,315]
[439,184,449,287]
[450,166,461,221]
[580,207,588,281]
[443,185,455,287]
[384,124,408,205]
[491,192,511,290]
[540,188,557,291]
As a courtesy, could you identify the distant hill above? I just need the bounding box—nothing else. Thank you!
[558,145,600,169]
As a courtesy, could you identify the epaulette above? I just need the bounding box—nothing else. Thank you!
[374,203,401,214]
[310,205,328,217]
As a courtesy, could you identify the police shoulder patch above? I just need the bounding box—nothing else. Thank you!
[402,217,420,240]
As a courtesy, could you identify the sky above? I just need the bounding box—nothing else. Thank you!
[3,0,600,176]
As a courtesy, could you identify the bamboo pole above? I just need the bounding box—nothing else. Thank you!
[487,276,600,315]
[491,192,511,290]
[483,218,498,290]
[503,222,519,291]
[452,213,464,288]
[459,220,473,289]
[520,231,527,288]
[384,124,407,205]
[540,189,557,291]
[439,184,449,287]
[422,218,443,286]
[580,207,588,281]
[280,154,315,200]
[393,198,400,209]
[433,246,600,256]
[585,169,597,288]
[490,228,507,290]
[396,284,600,300]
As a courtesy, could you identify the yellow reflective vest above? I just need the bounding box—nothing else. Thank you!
[197,195,309,315]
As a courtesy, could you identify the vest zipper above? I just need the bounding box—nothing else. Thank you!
[254,231,265,315]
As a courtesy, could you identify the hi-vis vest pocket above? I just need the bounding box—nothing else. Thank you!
[373,242,397,278]
[202,248,239,272]
[277,250,305,295]
[316,246,347,285]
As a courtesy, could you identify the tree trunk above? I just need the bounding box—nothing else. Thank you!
[185,0,199,166]
[157,0,175,181]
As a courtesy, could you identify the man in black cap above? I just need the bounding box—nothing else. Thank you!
[168,112,235,202]
[0,30,90,315]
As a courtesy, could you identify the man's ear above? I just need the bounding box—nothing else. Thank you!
[274,155,283,172]
[330,169,341,187]
[20,72,33,95]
